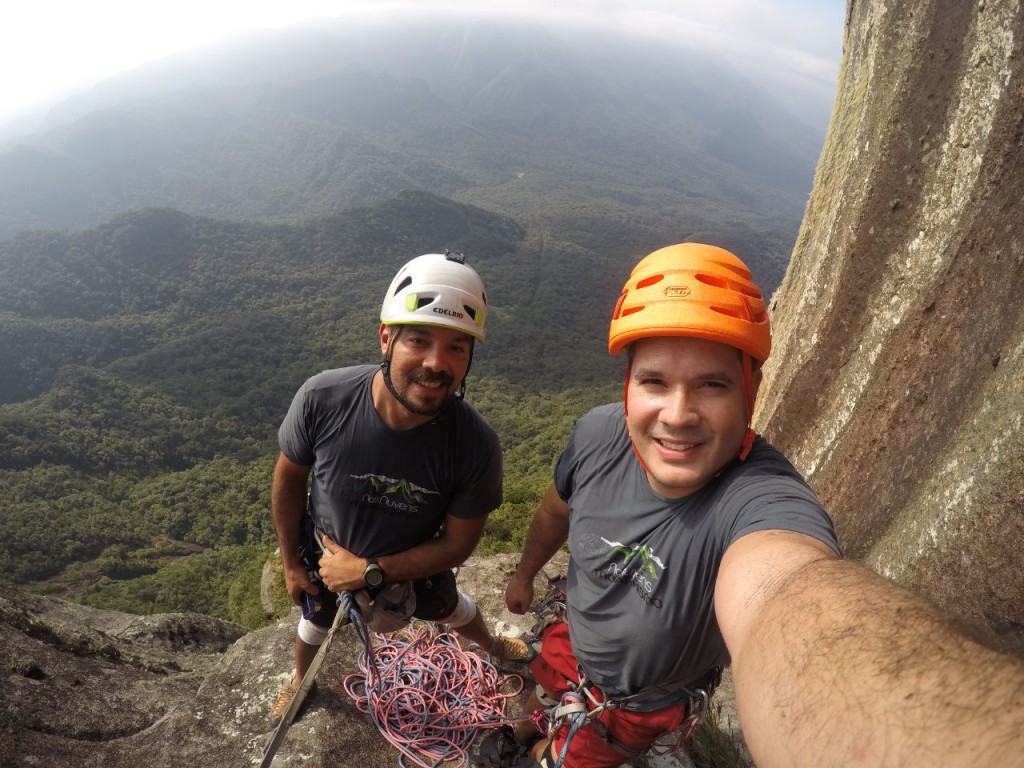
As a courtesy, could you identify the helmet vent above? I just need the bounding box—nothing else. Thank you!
[710,304,745,320]
[611,293,627,320]
[695,272,728,289]
[711,302,766,323]
[620,305,645,317]
[696,272,761,299]
[636,275,664,289]
[393,276,413,295]
[463,305,478,320]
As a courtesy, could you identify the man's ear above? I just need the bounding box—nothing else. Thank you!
[379,323,390,355]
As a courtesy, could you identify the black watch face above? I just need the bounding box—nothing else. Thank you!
[365,566,384,587]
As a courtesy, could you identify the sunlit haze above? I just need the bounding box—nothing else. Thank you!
[1,0,844,126]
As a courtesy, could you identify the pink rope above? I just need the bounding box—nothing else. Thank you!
[342,622,525,768]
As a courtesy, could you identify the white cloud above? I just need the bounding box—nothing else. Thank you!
[0,0,843,124]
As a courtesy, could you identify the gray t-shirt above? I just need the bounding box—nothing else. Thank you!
[555,402,840,703]
[278,365,502,558]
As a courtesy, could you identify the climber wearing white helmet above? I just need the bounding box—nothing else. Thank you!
[378,251,489,412]
[269,251,529,720]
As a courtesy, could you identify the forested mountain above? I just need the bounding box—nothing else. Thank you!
[0,194,619,623]
[0,12,823,626]
[0,15,819,290]
[0,194,522,402]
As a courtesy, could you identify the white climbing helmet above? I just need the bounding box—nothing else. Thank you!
[380,252,488,342]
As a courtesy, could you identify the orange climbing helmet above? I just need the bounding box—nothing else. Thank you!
[608,242,771,361]
[610,242,772,462]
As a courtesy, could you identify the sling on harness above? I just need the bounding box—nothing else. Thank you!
[521,574,567,649]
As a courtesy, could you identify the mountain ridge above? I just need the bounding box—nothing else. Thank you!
[0,15,819,251]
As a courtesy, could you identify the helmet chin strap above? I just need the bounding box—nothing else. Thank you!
[457,342,474,400]
[738,352,756,461]
[379,356,424,416]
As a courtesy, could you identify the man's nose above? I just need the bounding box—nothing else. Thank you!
[661,388,699,427]
[421,343,451,372]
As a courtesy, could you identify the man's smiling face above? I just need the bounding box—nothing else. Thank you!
[625,336,755,499]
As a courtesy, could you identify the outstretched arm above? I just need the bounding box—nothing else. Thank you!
[505,483,570,614]
[715,530,1024,768]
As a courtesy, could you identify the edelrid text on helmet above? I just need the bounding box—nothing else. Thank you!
[381,252,488,342]
[608,242,771,362]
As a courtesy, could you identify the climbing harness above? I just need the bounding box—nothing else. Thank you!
[343,619,526,768]
[260,589,361,768]
[523,576,720,767]
[537,665,720,766]
[263,572,714,768]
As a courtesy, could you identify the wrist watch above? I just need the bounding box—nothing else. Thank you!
[362,557,385,589]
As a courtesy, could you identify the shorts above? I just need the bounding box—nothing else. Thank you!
[530,622,690,768]
[298,513,459,628]
[305,568,459,629]
[299,515,459,628]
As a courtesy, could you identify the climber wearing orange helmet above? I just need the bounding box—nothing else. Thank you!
[483,243,841,768]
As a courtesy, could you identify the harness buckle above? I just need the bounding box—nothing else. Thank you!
[569,668,609,711]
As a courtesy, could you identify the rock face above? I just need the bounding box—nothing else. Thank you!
[3,554,695,768]
[758,0,1024,652]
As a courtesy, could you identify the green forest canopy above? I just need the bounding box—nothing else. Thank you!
[0,196,631,628]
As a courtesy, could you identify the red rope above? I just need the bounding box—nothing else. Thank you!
[341,622,525,768]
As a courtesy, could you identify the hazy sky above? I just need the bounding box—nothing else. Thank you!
[1,0,845,126]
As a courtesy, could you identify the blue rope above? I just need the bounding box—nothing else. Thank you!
[548,692,589,768]
[339,590,382,694]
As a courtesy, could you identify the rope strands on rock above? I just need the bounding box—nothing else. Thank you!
[342,620,525,768]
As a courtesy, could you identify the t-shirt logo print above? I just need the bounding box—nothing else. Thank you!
[599,537,665,604]
[353,474,438,514]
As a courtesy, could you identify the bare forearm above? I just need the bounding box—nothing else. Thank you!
[732,558,1024,767]
[271,458,310,569]
[375,536,474,582]
[319,514,486,591]
[515,493,569,581]
[505,485,569,614]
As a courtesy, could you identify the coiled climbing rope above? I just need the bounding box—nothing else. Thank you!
[341,614,525,768]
